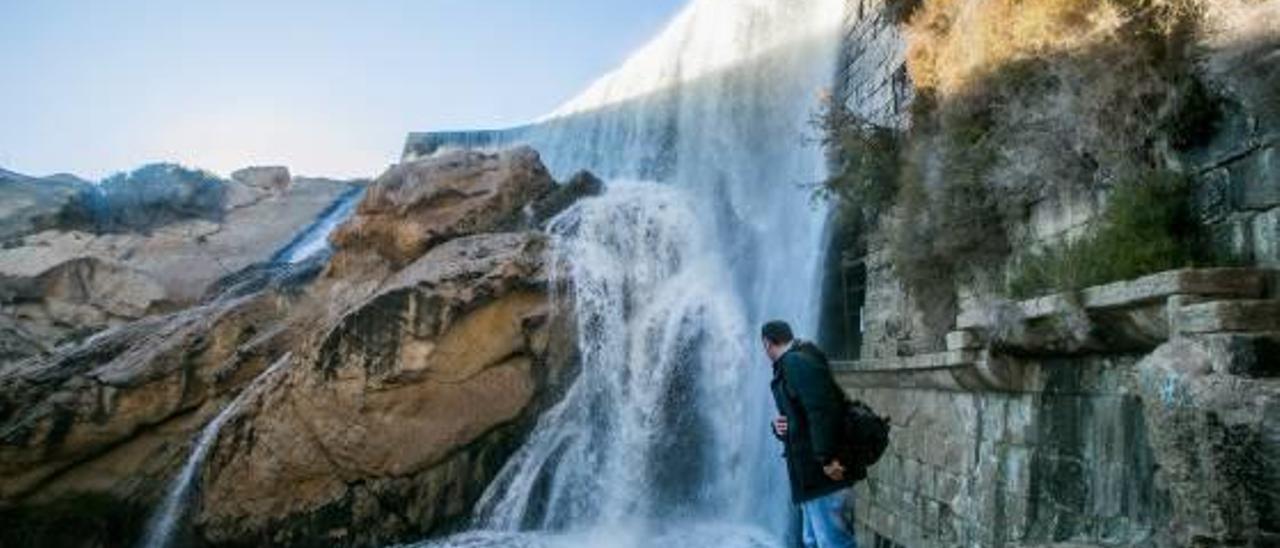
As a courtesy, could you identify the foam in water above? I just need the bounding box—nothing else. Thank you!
[420,0,844,543]
[138,355,293,548]
[476,184,755,532]
[409,521,780,548]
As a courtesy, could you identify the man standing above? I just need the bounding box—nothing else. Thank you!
[764,320,857,548]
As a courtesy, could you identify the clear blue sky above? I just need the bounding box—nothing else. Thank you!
[0,0,686,180]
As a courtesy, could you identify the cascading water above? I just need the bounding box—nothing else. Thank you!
[415,0,846,545]
[271,185,366,264]
[487,184,759,541]
[138,354,293,548]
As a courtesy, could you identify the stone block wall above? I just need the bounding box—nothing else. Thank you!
[1195,138,1280,267]
[836,0,912,127]
[844,356,1170,547]
[830,0,923,362]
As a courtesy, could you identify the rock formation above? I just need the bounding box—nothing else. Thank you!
[328,147,554,272]
[230,166,291,194]
[0,146,593,547]
[0,165,359,357]
[0,169,90,242]
[194,147,585,546]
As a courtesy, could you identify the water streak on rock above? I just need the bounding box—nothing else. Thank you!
[138,354,292,548]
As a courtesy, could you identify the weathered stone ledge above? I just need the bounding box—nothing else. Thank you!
[837,268,1280,393]
[957,268,1268,330]
[958,267,1276,354]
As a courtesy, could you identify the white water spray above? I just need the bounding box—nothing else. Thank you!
[418,0,845,545]
[138,355,292,548]
[499,184,754,527]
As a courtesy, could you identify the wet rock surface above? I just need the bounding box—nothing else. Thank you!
[1134,339,1280,546]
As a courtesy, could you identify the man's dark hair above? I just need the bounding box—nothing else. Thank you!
[761,320,794,345]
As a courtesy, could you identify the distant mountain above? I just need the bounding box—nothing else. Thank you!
[0,167,30,180]
[0,167,91,241]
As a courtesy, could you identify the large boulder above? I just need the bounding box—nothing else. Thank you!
[189,147,581,546]
[329,147,554,273]
[0,257,169,351]
[196,232,576,546]
[1133,338,1280,546]
[0,290,297,505]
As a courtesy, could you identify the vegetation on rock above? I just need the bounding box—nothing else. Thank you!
[1006,170,1206,298]
[58,163,227,234]
[817,0,1234,340]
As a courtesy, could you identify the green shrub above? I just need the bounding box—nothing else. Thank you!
[811,94,901,246]
[1007,170,1202,298]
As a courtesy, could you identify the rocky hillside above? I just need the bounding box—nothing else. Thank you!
[0,164,359,360]
[0,148,601,547]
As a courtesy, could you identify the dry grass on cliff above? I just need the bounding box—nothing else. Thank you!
[904,0,1126,95]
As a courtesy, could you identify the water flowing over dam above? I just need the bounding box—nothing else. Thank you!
[413,0,847,545]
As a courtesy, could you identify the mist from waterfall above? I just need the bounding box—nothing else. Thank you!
[417,0,845,546]
[486,184,757,530]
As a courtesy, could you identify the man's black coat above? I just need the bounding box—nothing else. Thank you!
[770,345,853,503]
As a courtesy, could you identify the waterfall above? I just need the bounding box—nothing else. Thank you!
[415,0,845,545]
[138,355,293,548]
[480,184,756,532]
[204,185,366,301]
[271,185,366,264]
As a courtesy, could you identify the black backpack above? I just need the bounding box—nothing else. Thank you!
[793,340,892,474]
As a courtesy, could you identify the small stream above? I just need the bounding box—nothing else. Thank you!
[138,355,292,548]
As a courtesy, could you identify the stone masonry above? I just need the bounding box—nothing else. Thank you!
[838,269,1279,547]
[828,1,1280,547]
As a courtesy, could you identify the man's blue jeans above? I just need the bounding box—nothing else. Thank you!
[799,488,857,548]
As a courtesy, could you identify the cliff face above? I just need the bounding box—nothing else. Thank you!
[0,148,597,547]
[196,148,584,546]
[823,1,1280,547]
[196,232,574,546]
